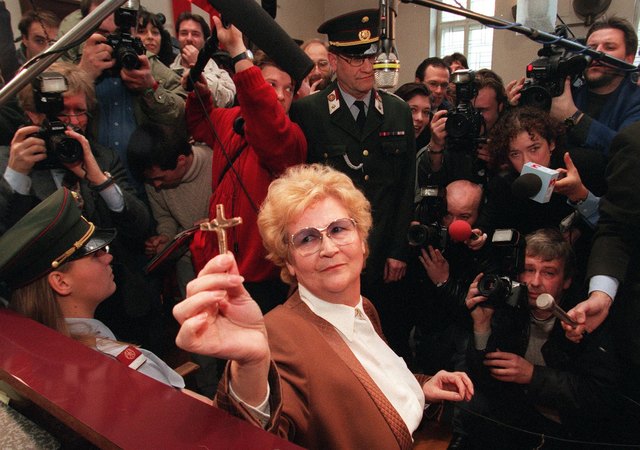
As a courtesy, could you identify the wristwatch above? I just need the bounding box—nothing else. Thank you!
[426,143,443,155]
[564,110,584,128]
[231,50,254,66]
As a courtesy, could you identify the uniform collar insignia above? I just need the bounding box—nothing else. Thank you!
[327,88,341,115]
[374,90,384,115]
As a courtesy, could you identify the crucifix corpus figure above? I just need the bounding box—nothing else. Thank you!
[199,204,243,254]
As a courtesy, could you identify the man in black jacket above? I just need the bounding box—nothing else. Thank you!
[453,228,623,449]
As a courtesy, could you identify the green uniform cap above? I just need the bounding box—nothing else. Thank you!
[0,188,115,288]
[318,9,380,57]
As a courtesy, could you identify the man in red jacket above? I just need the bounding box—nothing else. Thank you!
[185,17,307,312]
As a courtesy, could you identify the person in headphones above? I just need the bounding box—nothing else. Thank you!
[185,16,306,313]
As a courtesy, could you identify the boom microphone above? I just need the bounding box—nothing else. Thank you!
[205,0,313,88]
[186,35,218,92]
[374,0,400,90]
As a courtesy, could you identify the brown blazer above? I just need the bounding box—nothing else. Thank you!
[216,291,431,450]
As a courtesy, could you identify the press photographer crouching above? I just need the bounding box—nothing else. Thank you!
[0,61,154,347]
[409,180,492,374]
[450,228,623,449]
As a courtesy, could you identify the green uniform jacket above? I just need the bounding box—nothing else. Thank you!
[290,82,415,284]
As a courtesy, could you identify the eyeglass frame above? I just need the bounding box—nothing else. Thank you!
[313,59,331,69]
[288,217,358,256]
[57,110,91,125]
[336,54,376,67]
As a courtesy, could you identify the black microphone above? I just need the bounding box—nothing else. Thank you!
[186,34,219,92]
[374,0,400,90]
[206,0,313,88]
[511,173,542,200]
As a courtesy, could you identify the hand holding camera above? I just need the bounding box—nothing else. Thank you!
[79,33,116,82]
[8,125,48,174]
[466,272,495,333]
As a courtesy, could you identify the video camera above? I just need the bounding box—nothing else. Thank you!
[106,0,145,71]
[445,69,485,152]
[408,186,448,250]
[520,27,590,111]
[32,72,83,168]
[477,229,527,308]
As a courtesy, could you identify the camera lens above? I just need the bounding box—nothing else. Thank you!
[408,224,430,246]
[445,112,471,138]
[50,134,83,164]
[118,47,141,70]
[477,274,511,299]
[520,85,552,111]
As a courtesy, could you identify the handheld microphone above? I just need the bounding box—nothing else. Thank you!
[186,34,219,92]
[448,220,479,242]
[374,0,400,90]
[535,293,578,328]
[512,162,559,204]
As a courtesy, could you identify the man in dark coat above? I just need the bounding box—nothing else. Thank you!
[566,121,640,443]
[289,9,415,354]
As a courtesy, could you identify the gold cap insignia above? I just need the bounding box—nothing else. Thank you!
[362,16,370,23]
[359,30,371,41]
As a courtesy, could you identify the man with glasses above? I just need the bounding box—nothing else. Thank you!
[300,39,334,93]
[289,9,416,357]
[413,57,451,151]
[0,61,155,348]
[415,57,451,111]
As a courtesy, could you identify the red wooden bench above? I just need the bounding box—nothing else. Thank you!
[0,308,300,449]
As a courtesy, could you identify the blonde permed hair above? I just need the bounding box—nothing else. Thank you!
[258,164,372,285]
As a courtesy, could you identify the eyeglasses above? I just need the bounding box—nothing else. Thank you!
[58,110,90,121]
[337,54,376,67]
[289,218,357,256]
[313,59,330,69]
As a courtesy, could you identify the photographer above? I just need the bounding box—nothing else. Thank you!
[0,61,156,347]
[71,3,186,193]
[451,229,622,449]
[419,69,507,194]
[411,180,489,373]
[508,17,640,155]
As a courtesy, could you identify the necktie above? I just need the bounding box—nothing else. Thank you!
[354,100,366,132]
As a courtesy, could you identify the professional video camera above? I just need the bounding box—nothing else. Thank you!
[32,72,83,168]
[445,69,485,152]
[408,186,448,250]
[106,0,145,71]
[477,229,527,308]
[519,27,590,111]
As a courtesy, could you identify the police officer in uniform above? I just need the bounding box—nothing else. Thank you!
[290,9,415,355]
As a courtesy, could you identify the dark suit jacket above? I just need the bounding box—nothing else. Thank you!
[587,121,640,363]
[289,84,416,285]
[216,291,431,450]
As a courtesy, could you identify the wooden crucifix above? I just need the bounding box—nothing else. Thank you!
[199,204,243,254]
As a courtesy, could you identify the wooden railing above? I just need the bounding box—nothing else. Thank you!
[0,308,300,449]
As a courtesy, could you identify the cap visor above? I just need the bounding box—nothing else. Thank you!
[68,228,117,261]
